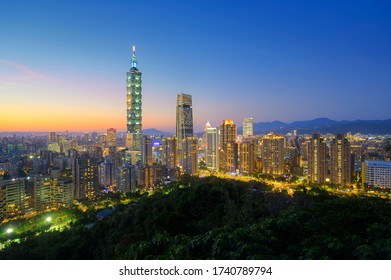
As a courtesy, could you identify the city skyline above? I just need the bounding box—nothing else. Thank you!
[1,0,391,132]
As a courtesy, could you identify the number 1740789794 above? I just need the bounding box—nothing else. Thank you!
[212,266,272,276]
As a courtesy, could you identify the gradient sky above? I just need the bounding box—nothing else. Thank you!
[1,0,390,132]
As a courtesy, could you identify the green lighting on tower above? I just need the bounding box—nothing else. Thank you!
[126,45,142,151]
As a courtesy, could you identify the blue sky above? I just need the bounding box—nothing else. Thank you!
[1,0,390,132]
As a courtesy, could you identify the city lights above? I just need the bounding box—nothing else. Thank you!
[0,7,391,280]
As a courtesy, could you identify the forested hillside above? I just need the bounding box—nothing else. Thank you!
[1,176,391,259]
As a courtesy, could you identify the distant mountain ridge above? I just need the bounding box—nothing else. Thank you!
[142,128,173,136]
[2,119,388,136]
[141,118,391,136]
[247,118,391,135]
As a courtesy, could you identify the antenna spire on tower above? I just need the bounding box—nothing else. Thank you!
[131,45,137,68]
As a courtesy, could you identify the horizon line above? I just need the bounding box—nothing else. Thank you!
[1,117,391,134]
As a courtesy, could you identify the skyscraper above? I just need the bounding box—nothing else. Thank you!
[107,128,117,147]
[182,137,198,175]
[48,132,56,143]
[261,133,285,176]
[117,162,136,193]
[239,137,257,175]
[162,137,177,170]
[84,132,90,143]
[98,158,116,191]
[308,133,327,183]
[72,153,98,200]
[330,134,351,185]
[219,120,237,172]
[243,117,254,137]
[141,135,153,165]
[126,46,142,151]
[176,93,193,165]
[204,121,218,171]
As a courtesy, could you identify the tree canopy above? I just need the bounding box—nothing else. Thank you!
[1,176,391,259]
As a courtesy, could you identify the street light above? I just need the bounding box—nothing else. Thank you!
[45,217,52,222]
[6,228,13,234]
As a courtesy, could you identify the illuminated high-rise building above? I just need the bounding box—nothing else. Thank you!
[308,134,327,183]
[162,137,177,170]
[142,135,153,165]
[239,137,257,175]
[99,158,116,191]
[0,177,73,223]
[362,161,391,188]
[330,134,351,185]
[126,46,142,151]
[107,128,117,147]
[227,142,239,172]
[261,133,285,176]
[138,165,166,188]
[242,117,254,137]
[219,120,237,172]
[176,93,193,165]
[48,132,56,143]
[204,121,218,171]
[72,153,98,200]
[84,132,90,143]
[0,179,25,221]
[182,137,198,175]
[99,134,107,147]
[117,162,136,193]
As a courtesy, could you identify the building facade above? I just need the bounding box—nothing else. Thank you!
[176,93,193,166]
[330,134,351,185]
[204,122,218,171]
[261,133,285,176]
[162,137,177,170]
[308,133,327,183]
[0,179,25,221]
[219,120,237,172]
[242,117,254,138]
[107,128,117,147]
[182,137,198,175]
[117,162,137,193]
[142,135,153,165]
[72,153,99,200]
[362,160,391,188]
[98,158,116,191]
[239,137,257,175]
[0,177,73,223]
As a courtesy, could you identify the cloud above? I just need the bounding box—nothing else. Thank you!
[0,81,22,90]
[0,59,48,81]
[0,60,56,91]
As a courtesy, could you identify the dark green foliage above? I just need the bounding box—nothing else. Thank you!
[1,176,391,259]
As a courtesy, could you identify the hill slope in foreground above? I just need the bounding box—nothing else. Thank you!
[1,176,391,259]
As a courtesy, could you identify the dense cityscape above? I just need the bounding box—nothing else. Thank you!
[1,0,391,262]
[1,46,390,233]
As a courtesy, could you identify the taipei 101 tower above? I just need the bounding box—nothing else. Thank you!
[126,46,142,151]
